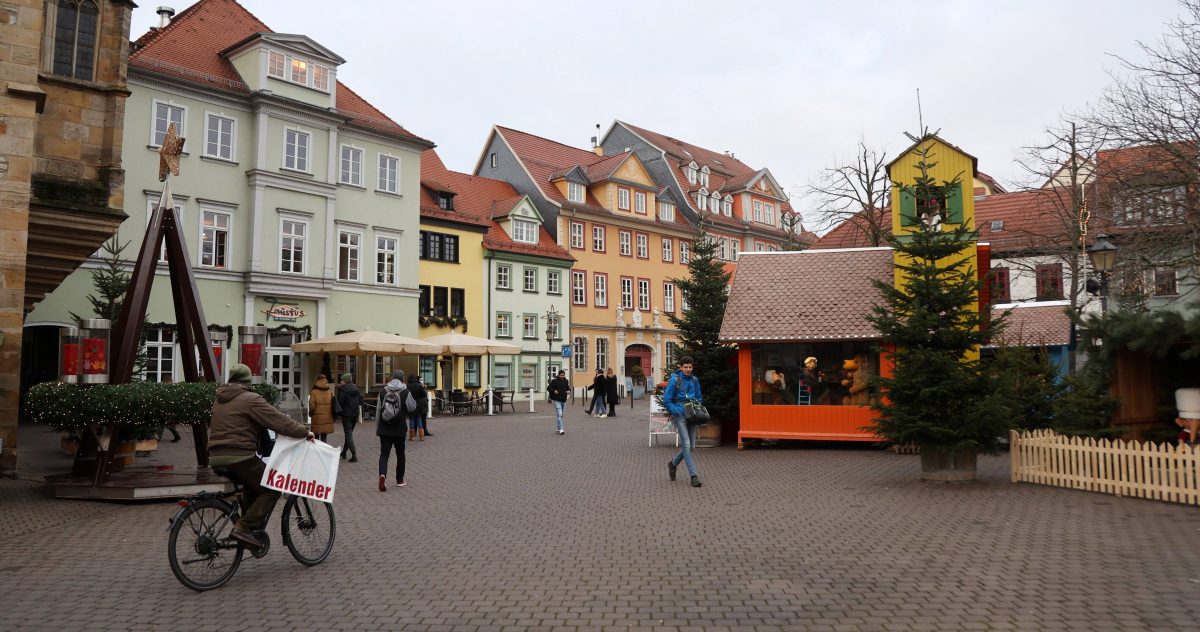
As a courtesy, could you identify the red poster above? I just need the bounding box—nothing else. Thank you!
[212,345,224,373]
[241,343,263,376]
[62,343,80,376]
[82,338,107,375]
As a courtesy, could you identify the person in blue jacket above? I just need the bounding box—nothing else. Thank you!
[663,355,703,488]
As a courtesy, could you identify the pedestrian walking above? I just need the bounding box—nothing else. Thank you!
[336,373,362,461]
[376,370,417,492]
[407,373,428,441]
[419,377,433,436]
[663,356,703,488]
[604,367,620,417]
[585,368,607,417]
[548,369,570,435]
[308,374,335,442]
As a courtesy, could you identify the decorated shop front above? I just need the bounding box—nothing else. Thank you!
[720,248,896,447]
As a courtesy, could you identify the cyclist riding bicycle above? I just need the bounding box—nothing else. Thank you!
[209,363,314,549]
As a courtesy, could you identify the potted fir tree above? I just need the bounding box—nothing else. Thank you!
[866,145,1012,481]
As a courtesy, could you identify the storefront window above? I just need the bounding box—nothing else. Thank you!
[419,355,437,388]
[464,356,481,388]
[750,342,879,406]
[493,362,511,390]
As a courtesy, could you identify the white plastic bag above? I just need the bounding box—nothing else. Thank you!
[261,436,340,503]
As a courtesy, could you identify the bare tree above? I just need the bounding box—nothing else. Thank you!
[804,140,891,246]
[1085,0,1200,294]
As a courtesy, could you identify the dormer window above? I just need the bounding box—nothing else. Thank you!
[437,193,453,210]
[685,161,699,185]
[567,182,585,203]
[711,192,721,214]
[658,202,675,222]
[268,50,332,93]
[700,166,710,187]
[512,218,538,244]
[696,188,708,212]
[722,195,733,216]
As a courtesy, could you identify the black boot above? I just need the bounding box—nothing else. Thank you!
[690,475,702,488]
[668,461,677,481]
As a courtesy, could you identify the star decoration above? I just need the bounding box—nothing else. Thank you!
[158,123,185,182]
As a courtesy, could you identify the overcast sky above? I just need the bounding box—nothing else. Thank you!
[135,0,1185,229]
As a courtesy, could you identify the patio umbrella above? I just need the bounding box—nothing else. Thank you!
[421,332,522,397]
[291,330,442,355]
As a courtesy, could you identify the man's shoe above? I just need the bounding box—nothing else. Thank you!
[423,432,432,437]
[396,479,407,487]
[230,527,265,549]
[668,461,677,481]
[690,475,702,488]
[378,475,387,492]
[349,455,358,462]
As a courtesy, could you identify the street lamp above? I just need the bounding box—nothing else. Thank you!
[1087,233,1119,313]
[544,306,561,356]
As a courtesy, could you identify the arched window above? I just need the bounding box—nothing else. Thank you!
[51,0,100,80]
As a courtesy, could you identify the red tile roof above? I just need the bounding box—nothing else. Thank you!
[720,249,893,342]
[420,150,573,262]
[988,303,1073,347]
[129,0,430,146]
[810,207,891,250]
[495,126,608,211]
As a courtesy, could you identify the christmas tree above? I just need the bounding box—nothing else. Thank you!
[667,223,738,428]
[866,144,1013,454]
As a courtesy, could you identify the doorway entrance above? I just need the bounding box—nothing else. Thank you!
[267,331,303,401]
[624,343,653,399]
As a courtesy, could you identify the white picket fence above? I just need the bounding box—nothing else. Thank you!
[1010,429,1200,506]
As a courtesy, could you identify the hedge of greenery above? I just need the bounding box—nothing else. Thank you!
[25,381,281,435]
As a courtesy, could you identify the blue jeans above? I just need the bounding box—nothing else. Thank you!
[593,398,607,416]
[553,400,565,431]
[671,415,699,476]
[407,412,425,431]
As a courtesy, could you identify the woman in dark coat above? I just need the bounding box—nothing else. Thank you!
[604,367,620,418]
[586,369,606,416]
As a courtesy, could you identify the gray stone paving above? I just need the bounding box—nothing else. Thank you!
[2,408,1200,631]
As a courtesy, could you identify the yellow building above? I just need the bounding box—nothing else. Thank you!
[476,127,694,392]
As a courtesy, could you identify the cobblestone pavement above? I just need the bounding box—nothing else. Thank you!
[3,406,1200,631]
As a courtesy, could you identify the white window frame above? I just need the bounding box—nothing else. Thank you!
[765,203,776,225]
[337,229,361,282]
[681,241,689,263]
[594,273,608,307]
[144,328,176,383]
[339,144,363,186]
[662,238,673,262]
[513,218,538,244]
[569,221,584,249]
[619,231,632,256]
[723,196,733,217]
[636,233,648,259]
[312,64,330,92]
[621,277,633,309]
[658,202,675,222]
[718,237,728,260]
[729,238,740,261]
[568,181,585,203]
[637,279,650,311]
[697,192,707,212]
[595,337,609,371]
[147,198,184,263]
[198,207,232,270]
[635,191,647,214]
[490,152,498,168]
[203,112,236,161]
[573,336,588,371]
[522,314,538,340]
[290,57,309,85]
[376,234,399,285]
[664,283,675,312]
[686,162,698,185]
[283,127,311,173]
[268,50,286,78]
[151,100,186,147]
[378,154,400,194]
[279,216,307,275]
[496,264,512,290]
[572,271,586,305]
[700,166,710,187]
[712,193,722,215]
[522,266,538,292]
[753,200,764,223]
[496,313,511,338]
[547,270,561,295]
[618,188,630,210]
[592,225,606,252]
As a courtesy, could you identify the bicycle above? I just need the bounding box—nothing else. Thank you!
[166,466,335,591]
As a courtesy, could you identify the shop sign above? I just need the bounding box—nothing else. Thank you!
[261,299,306,323]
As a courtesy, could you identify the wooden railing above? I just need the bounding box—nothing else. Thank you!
[1010,429,1200,505]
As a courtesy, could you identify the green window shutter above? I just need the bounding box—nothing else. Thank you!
[899,188,918,226]
[945,182,964,224]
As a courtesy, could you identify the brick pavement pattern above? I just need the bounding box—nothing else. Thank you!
[2,409,1200,631]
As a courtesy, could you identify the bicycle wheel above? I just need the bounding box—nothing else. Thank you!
[168,498,244,591]
[281,495,335,566]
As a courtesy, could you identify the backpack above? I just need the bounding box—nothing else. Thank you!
[379,387,408,424]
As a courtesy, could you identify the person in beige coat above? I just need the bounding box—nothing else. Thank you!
[308,374,336,441]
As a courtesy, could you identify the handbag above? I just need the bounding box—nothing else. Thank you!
[683,399,710,426]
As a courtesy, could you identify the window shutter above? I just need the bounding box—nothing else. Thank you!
[899,188,918,226]
[945,182,964,224]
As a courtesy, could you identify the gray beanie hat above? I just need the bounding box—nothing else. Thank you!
[390,369,405,381]
[228,363,253,384]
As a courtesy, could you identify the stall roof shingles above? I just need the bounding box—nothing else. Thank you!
[720,249,893,342]
[129,0,430,145]
[988,303,1073,347]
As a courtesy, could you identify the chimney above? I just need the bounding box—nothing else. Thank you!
[157,6,176,28]
[591,123,602,155]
